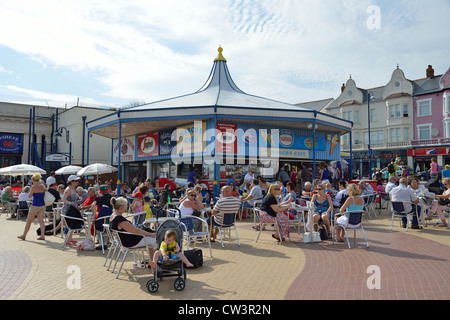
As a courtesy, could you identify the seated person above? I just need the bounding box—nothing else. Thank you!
[149,229,193,268]
[311,183,333,237]
[207,186,240,241]
[389,177,421,229]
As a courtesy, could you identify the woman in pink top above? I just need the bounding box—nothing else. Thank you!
[430,158,439,179]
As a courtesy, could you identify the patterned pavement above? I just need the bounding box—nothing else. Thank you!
[0,209,449,300]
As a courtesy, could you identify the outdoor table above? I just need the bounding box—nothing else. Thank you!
[292,202,315,243]
[143,216,178,230]
[53,203,64,237]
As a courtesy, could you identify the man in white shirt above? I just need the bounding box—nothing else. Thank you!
[243,168,256,190]
[385,176,398,195]
[389,178,421,229]
[45,171,56,187]
[241,179,262,208]
[358,181,374,196]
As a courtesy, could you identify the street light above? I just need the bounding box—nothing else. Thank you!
[55,127,70,143]
[368,92,374,180]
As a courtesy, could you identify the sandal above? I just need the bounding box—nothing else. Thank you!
[272,234,280,242]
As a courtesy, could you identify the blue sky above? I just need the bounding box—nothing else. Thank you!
[0,0,449,109]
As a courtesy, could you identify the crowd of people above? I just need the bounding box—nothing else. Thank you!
[1,162,449,251]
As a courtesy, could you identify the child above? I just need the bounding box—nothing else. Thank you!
[143,196,152,220]
[149,229,193,268]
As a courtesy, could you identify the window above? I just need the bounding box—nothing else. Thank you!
[417,124,432,140]
[354,132,360,144]
[403,128,409,141]
[370,109,376,122]
[389,105,395,118]
[444,94,450,113]
[365,130,384,144]
[395,104,401,118]
[353,110,359,123]
[417,99,432,117]
[403,104,409,117]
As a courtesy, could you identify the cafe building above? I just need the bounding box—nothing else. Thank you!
[87,47,352,195]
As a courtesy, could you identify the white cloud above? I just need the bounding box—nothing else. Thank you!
[0,0,449,107]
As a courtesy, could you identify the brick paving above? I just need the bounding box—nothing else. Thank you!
[0,211,449,300]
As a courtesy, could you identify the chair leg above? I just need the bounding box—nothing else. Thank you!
[116,251,128,279]
[234,226,240,247]
[343,228,351,249]
[361,226,369,248]
[256,223,264,243]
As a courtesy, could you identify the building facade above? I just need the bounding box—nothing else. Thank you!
[0,102,112,178]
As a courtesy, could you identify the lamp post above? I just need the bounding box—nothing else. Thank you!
[368,92,373,180]
[55,127,69,144]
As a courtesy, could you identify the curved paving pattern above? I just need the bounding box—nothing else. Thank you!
[285,224,450,300]
[0,250,31,300]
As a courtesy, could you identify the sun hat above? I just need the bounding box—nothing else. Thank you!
[98,185,109,193]
[445,164,450,169]
[67,175,80,183]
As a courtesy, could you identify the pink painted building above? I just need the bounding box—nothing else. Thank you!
[410,65,450,169]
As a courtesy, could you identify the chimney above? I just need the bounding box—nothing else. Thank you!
[426,65,434,78]
[341,83,345,93]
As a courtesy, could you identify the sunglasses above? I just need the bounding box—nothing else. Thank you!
[189,194,197,197]
[274,188,280,191]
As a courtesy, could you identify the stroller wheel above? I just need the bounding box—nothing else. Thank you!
[147,279,159,293]
[174,277,185,291]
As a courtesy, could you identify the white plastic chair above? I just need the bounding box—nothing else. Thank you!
[254,208,281,244]
[110,230,150,279]
[60,214,88,250]
[179,216,212,257]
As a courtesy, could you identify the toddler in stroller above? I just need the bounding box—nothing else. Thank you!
[146,219,192,293]
[149,229,193,269]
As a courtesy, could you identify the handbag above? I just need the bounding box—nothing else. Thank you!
[438,198,450,206]
[44,191,55,207]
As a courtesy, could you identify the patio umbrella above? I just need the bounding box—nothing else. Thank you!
[0,163,46,176]
[77,163,118,184]
[55,165,83,175]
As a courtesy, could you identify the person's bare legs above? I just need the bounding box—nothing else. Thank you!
[18,211,36,240]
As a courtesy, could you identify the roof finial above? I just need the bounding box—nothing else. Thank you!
[214,46,227,62]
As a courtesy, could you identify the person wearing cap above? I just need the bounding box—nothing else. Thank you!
[46,171,56,187]
[442,164,450,178]
[92,185,113,216]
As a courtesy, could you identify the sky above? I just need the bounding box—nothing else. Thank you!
[0,0,449,110]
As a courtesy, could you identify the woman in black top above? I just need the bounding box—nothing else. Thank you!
[258,184,291,241]
[110,197,157,262]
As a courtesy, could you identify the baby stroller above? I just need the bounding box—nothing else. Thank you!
[146,219,186,293]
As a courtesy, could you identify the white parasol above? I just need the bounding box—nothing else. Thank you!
[77,163,118,184]
[55,165,83,175]
[0,163,46,176]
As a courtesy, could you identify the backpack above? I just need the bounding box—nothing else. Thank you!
[318,225,328,241]
[388,163,395,174]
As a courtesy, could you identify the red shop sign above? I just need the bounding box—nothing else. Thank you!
[412,147,450,157]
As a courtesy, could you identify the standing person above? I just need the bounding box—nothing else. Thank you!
[17,173,47,241]
[442,164,450,178]
[430,158,439,179]
[60,175,80,245]
[187,167,197,185]
[45,171,56,187]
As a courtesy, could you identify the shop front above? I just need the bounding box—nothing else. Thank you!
[408,146,450,172]
[0,132,24,169]
[352,149,407,178]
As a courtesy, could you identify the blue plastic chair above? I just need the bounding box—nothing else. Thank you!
[335,207,369,249]
[390,201,420,232]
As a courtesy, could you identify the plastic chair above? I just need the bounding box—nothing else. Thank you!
[211,212,240,248]
[362,193,377,218]
[94,206,112,254]
[17,200,29,219]
[179,216,212,257]
[110,229,150,279]
[390,201,421,232]
[60,214,87,250]
[334,209,369,249]
[255,208,281,244]
[103,224,119,270]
